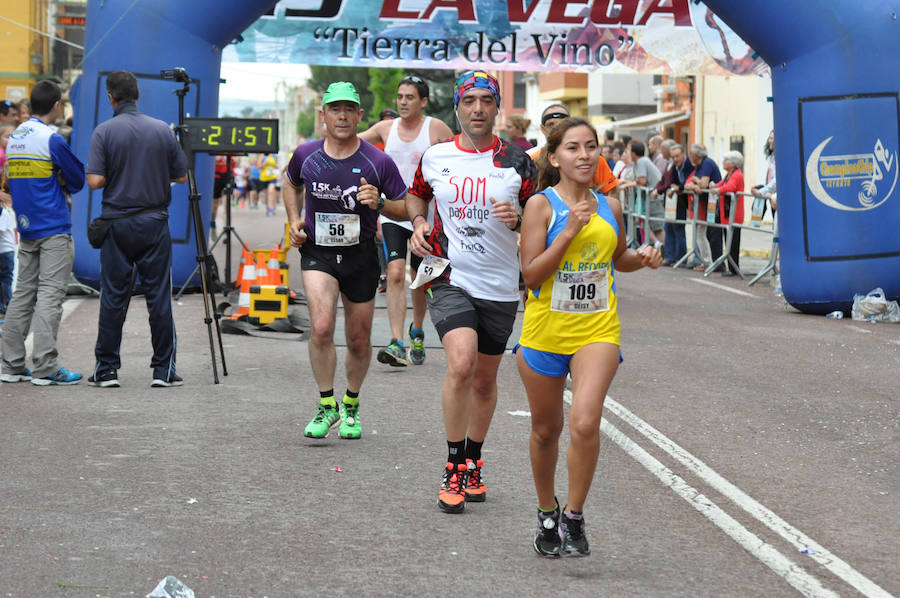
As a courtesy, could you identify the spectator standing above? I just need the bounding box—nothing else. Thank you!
[0,123,13,170]
[710,150,746,275]
[751,130,777,216]
[16,100,31,126]
[653,137,672,175]
[1,80,84,385]
[656,143,693,265]
[0,100,17,126]
[629,140,664,247]
[684,144,723,270]
[85,70,188,388]
[529,105,618,200]
[506,115,534,151]
[0,122,16,312]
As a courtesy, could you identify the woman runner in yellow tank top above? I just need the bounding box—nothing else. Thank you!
[517,118,662,557]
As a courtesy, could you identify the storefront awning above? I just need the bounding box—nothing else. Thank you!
[608,110,691,129]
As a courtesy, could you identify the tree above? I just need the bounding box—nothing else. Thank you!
[367,67,405,122]
[405,68,458,133]
[307,66,459,133]
[296,102,317,138]
[307,66,373,128]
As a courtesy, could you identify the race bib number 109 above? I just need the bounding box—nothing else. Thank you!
[550,268,609,313]
[315,213,360,246]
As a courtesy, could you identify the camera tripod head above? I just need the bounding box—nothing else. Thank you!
[161,67,190,83]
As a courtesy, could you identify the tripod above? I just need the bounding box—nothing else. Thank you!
[167,69,228,383]
[174,154,249,300]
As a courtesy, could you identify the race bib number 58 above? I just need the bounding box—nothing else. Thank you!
[550,268,609,313]
[315,213,360,246]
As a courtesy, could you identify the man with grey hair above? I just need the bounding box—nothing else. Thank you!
[655,143,693,264]
[648,135,666,174]
[684,144,723,270]
[656,138,674,174]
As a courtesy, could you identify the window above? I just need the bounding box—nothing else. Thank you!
[729,135,744,155]
[513,72,526,109]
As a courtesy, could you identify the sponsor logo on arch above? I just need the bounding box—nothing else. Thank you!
[806,136,897,212]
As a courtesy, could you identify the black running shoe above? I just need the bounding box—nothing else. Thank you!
[533,501,561,557]
[88,369,120,388]
[560,510,590,556]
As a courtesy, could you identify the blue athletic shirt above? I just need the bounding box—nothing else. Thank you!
[6,117,84,240]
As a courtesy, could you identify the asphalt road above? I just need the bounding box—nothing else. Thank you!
[0,205,896,598]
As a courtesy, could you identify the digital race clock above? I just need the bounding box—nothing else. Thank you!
[185,118,279,154]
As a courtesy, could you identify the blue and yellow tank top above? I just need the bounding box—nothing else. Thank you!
[519,187,621,354]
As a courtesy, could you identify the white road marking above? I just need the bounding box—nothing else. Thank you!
[23,298,85,356]
[563,390,841,596]
[846,325,873,334]
[597,393,894,598]
[689,277,759,298]
[602,418,840,598]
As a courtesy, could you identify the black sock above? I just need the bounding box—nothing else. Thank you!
[466,437,483,462]
[320,389,334,398]
[447,440,466,465]
[345,389,359,399]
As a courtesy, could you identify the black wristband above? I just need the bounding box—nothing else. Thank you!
[510,214,522,232]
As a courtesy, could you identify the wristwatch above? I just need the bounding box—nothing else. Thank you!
[376,195,385,211]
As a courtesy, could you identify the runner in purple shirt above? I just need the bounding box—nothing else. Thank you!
[282,82,409,442]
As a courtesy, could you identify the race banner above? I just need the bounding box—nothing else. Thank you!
[224,0,768,76]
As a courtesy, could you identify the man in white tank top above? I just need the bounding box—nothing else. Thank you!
[360,75,452,367]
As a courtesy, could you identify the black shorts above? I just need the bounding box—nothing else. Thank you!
[300,239,381,303]
[213,177,227,198]
[380,222,423,270]
[426,282,519,355]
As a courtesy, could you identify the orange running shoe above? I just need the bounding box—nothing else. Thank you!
[438,463,467,513]
[464,458,486,502]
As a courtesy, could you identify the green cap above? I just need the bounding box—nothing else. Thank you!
[322,81,360,107]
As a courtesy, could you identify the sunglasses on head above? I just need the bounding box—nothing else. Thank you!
[541,112,568,125]
[402,75,424,84]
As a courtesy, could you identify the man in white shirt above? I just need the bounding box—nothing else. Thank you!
[408,71,537,514]
[360,75,452,367]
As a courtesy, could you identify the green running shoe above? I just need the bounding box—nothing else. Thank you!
[408,324,425,365]
[377,339,408,367]
[339,402,362,439]
[304,404,340,438]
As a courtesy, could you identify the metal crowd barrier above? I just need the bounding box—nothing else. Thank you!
[618,185,778,285]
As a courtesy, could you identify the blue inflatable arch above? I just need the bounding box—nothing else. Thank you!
[703,1,900,313]
[71,0,274,289]
[73,1,899,311]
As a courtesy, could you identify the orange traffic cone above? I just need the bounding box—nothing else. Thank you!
[229,255,256,320]
[267,249,282,285]
[233,248,251,290]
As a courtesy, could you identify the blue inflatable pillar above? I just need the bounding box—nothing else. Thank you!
[70,0,274,289]
[702,1,900,313]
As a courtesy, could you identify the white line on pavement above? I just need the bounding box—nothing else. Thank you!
[563,390,840,597]
[604,395,894,598]
[689,277,759,298]
[846,325,873,334]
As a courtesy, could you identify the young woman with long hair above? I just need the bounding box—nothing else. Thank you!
[517,118,662,557]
